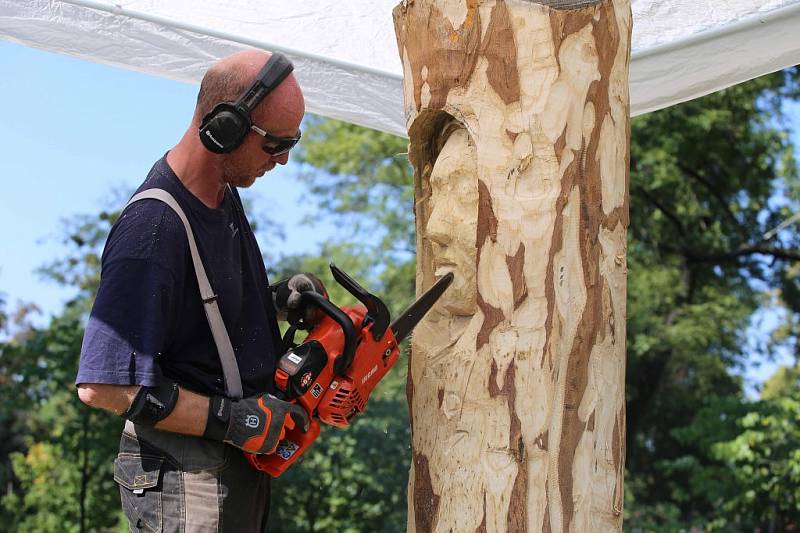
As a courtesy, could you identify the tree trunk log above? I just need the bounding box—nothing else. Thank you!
[393,0,631,531]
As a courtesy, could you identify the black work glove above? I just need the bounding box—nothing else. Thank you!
[203,393,310,455]
[271,273,328,330]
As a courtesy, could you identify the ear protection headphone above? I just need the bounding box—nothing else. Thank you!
[199,52,294,154]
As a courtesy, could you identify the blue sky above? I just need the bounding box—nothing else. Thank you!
[0,39,796,392]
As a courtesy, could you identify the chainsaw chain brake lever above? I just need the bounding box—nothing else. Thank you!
[329,263,390,341]
[299,291,357,375]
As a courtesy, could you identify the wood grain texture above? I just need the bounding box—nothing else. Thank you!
[394,0,630,531]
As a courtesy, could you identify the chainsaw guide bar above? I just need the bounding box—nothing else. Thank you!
[390,272,454,344]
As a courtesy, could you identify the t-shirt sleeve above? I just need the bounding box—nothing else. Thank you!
[76,201,184,386]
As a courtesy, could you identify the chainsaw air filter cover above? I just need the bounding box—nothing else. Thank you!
[317,377,367,428]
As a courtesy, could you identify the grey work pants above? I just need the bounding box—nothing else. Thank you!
[114,421,271,532]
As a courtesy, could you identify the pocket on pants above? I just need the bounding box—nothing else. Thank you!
[115,453,164,532]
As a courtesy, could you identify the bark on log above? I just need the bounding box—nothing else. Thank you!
[393,0,631,531]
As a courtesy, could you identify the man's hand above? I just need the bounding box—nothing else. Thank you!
[271,273,328,330]
[203,393,310,454]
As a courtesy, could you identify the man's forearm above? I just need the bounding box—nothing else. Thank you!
[77,383,209,436]
[78,382,309,456]
[156,386,208,436]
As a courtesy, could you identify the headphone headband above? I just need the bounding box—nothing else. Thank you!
[235,53,294,116]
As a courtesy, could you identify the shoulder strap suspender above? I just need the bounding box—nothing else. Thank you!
[125,188,244,399]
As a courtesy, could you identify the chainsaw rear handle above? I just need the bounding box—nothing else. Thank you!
[299,291,357,375]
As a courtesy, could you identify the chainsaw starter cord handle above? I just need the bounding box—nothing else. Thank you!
[300,291,357,375]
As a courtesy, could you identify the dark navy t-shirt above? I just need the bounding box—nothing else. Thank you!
[76,156,282,397]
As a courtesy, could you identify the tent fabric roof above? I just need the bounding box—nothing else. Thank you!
[2,0,799,136]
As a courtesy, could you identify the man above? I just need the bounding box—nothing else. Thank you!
[76,49,322,531]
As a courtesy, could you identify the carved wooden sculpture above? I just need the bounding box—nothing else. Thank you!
[393,0,631,530]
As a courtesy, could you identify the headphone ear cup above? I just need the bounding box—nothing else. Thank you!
[199,103,249,154]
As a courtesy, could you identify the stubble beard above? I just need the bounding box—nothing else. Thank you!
[221,160,258,189]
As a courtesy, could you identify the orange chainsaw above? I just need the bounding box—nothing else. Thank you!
[246,264,453,476]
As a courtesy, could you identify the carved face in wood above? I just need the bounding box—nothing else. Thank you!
[425,127,478,316]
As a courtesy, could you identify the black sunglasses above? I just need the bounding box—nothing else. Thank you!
[250,125,301,156]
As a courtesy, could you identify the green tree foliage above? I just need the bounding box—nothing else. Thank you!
[624,68,800,529]
[0,309,122,531]
[0,215,122,531]
[660,370,800,532]
[711,391,800,531]
[770,262,800,367]
[762,362,800,400]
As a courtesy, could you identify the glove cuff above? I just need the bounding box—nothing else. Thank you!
[203,395,231,441]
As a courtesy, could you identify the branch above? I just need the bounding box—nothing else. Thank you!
[631,183,687,237]
[686,245,800,264]
[676,162,750,241]
[764,211,800,241]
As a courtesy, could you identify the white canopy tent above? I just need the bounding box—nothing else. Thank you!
[1,0,799,136]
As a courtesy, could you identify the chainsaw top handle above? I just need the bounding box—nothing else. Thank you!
[299,291,357,375]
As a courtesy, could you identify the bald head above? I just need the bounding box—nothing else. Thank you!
[195,49,304,126]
